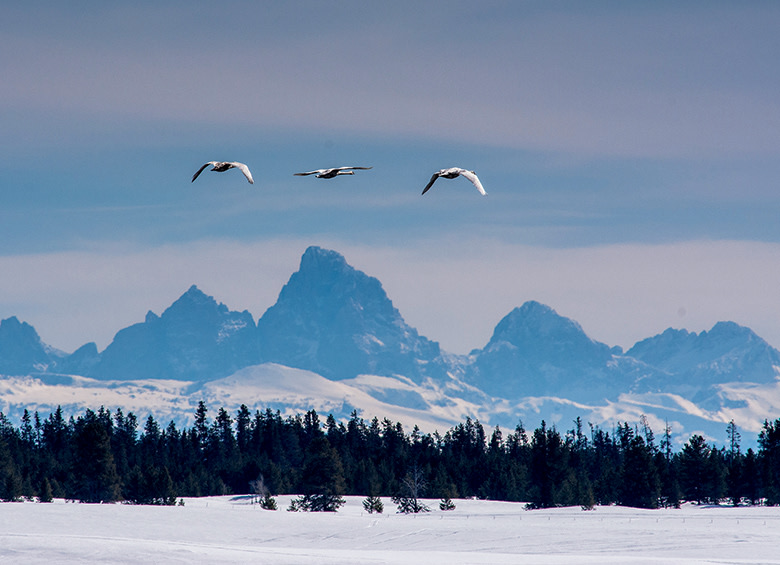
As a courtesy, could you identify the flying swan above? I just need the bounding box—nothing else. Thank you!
[422,168,486,196]
[294,166,372,179]
[191,161,254,184]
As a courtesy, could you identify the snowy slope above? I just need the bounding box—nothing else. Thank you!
[0,364,486,433]
[2,496,780,564]
[4,363,780,447]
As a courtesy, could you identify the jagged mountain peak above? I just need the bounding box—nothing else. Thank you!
[627,320,780,386]
[0,315,55,375]
[264,247,395,325]
[491,301,588,342]
[92,286,257,381]
[707,321,761,342]
[278,246,385,307]
[178,284,211,303]
[300,245,350,273]
[1,315,22,329]
[485,301,608,361]
[628,321,769,361]
[4,244,780,440]
[162,285,230,318]
[257,247,445,382]
[470,301,620,400]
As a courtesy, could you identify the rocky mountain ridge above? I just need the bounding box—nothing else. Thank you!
[3,246,779,396]
[2,246,779,445]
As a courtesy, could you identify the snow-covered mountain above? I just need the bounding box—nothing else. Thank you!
[0,316,64,375]
[1,245,779,446]
[627,322,780,387]
[256,246,451,384]
[466,301,662,401]
[90,285,258,381]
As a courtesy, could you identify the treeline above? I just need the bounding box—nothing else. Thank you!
[2,402,780,509]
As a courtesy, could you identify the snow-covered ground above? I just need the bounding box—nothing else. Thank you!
[2,496,779,564]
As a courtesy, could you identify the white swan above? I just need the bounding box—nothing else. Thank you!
[294,166,372,179]
[422,167,486,196]
[192,161,254,184]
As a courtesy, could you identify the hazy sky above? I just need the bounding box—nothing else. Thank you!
[2,1,780,355]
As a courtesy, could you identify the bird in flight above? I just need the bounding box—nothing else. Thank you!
[422,168,486,196]
[192,161,254,184]
[294,166,372,179]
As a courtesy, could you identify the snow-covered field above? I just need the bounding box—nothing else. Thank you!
[2,496,780,564]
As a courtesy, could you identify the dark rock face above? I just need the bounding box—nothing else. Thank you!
[0,316,56,375]
[256,246,447,382]
[627,322,780,387]
[468,301,648,401]
[91,285,258,381]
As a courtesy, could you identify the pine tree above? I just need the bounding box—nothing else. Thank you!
[742,448,761,505]
[259,493,278,510]
[527,421,567,508]
[295,436,346,511]
[617,424,660,508]
[235,404,252,454]
[657,421,680,508]
[678,434,724,504]
[193,400,209,453]
[0,436,22,502]
[439,496,456,511]
[758,418,780,505]
[678,435,707,503]
[725,420,743,506]
[362,495,384,513]
[71,411,121,503]
[39,476,54,503]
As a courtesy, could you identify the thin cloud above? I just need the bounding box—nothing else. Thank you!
[2,3,778,159]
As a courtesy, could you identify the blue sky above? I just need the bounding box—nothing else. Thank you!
[2,1,780,355]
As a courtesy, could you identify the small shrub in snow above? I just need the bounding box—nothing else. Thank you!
[259,494,278,510]
[288,494,345,512]
[362,495,384,514]
[439,497,456,511]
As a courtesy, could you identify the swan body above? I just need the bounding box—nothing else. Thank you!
[422,167,486,196]
[192,161,254,184]
[294,166,372,179]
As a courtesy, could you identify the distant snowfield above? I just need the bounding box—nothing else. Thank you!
[2,496,780,564]
[4,364,780,448]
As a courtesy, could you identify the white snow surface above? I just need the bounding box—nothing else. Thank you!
[2,496,779,564]
[3,362,780,448]
[0,364,486,432]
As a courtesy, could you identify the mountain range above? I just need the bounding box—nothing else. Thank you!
[2,245,779,447]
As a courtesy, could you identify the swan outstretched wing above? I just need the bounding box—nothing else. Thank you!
[459,170,486,195]
[295,166,372,176]
[191,161,216,183]
[230,162,254,184]
[421,172,441,195]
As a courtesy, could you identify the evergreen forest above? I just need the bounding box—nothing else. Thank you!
[2,402,780,510]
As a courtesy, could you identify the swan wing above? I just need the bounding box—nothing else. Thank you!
[230,162,254,184]
[192,161,216,183]
[422,172,441,195]
[294,170,322,176]
[459,170,486,195]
